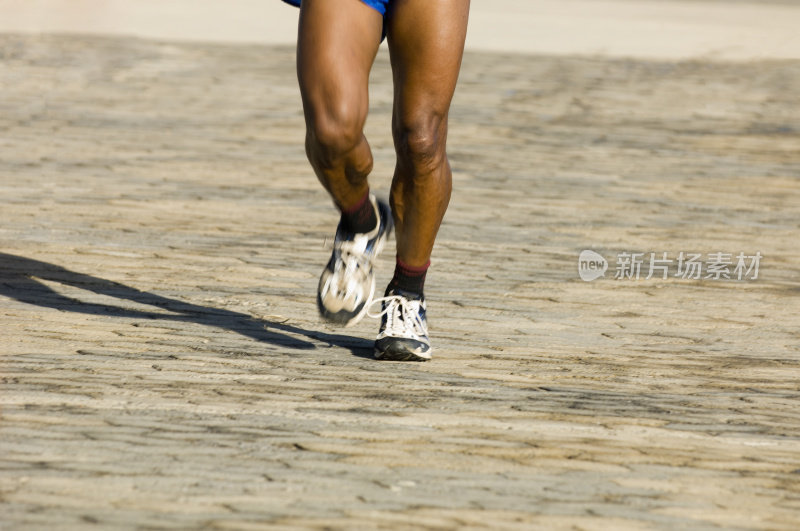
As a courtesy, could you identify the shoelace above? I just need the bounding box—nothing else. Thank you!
[368,294,427,339]
[327,237,374,300]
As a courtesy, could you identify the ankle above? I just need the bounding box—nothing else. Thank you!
[340,191,377,234]
[388,257,429,296]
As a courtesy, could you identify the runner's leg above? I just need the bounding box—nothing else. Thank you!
[297,0,383,211]
[386,0,470,269]
[370,0,470,360]
[298,0,392,327]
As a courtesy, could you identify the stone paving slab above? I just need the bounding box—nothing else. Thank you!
[1,34,799,529]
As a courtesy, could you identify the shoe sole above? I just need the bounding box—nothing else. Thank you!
[374,346,432,362]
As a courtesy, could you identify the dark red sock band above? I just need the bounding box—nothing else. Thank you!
[340,190,376,234]
[341,190,370,214]
[397,258,430,274]
[388,256,430,296]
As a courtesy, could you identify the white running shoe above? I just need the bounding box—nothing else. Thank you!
[369,289,431,361]
[317,195,392,327]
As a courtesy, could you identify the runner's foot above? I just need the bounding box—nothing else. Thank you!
[317,195,392,327]
[370,289,432,361]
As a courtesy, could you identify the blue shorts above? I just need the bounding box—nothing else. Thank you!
[281,0,390,16]
[282,0,389,39]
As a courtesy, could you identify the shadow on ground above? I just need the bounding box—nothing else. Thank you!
[0,253,373,358]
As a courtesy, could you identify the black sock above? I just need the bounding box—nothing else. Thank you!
[388,257,430,296]
[341,191,377,234]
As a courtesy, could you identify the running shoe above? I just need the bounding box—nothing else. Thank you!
[369,289,432,361]
[317,195,392,327]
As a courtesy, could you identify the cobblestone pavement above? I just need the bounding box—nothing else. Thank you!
[1,34,799,529]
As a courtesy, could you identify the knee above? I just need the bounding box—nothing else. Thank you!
[306,101,366,162]
[394,112,447,174]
